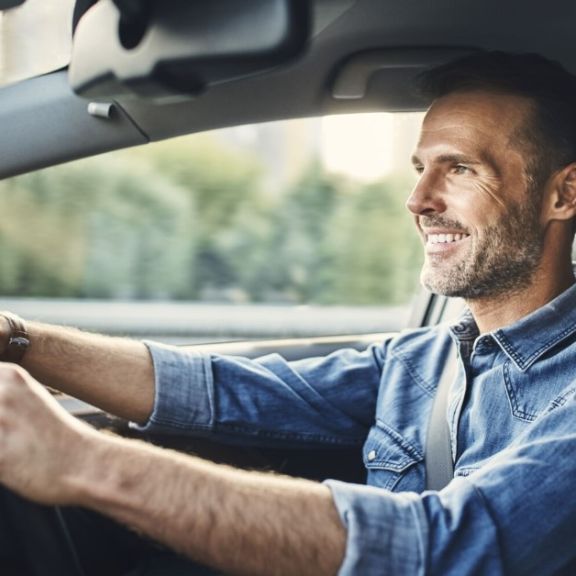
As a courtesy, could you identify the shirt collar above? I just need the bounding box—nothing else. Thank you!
[449,282,576,372]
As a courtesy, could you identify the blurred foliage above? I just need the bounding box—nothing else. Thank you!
[0,129,422,305]
[0,156,194,299]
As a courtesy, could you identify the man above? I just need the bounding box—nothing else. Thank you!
[0,51,575,575]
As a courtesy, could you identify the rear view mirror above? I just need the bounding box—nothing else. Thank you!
[69,0,311,102]
[0,0,26,9]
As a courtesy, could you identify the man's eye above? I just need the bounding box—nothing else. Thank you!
[453,164,472,175]
[414,165,424,175]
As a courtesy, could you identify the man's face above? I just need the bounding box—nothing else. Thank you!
[408,90,545,299]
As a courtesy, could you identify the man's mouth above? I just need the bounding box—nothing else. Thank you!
[423,230,471,257]
[426,233,469,245]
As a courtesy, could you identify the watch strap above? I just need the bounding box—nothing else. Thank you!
[0,313,30,364]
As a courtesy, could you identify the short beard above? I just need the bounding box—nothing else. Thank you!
[421,200,543,300]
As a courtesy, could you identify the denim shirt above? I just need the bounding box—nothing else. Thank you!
[138,285,576,576]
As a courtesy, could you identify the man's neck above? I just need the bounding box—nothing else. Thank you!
[466,269,576,334]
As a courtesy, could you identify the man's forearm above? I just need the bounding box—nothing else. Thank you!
[0,349,346,575]
[72,433,347,576]
[0,317,155,423]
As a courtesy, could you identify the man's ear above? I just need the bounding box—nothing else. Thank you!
[545,163,576,222]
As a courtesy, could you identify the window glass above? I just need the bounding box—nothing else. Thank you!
[0,113,424,342]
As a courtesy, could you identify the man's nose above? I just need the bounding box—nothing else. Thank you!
[406,172,446,216]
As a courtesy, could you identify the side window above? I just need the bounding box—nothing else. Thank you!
[0,113,424,343]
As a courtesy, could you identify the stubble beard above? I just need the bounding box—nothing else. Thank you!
[420,202,544,300]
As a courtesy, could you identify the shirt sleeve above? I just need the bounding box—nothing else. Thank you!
[134,339,388,447]
[325,396,576,576]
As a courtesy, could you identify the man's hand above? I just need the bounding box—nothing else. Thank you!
[0,363,97,505]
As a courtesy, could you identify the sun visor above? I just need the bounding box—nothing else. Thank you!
[69,0,311,103]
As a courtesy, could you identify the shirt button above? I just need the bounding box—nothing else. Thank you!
[367,450,377,461]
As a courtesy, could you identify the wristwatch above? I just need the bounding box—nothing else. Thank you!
[0,313,30,364]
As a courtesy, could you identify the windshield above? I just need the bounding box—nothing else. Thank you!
[0,0,74,87]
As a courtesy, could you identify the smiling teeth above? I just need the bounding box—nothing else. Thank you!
[428,233,468,244]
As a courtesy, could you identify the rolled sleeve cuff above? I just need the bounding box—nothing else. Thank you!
[132,341,215,434]
[324,480,426,576]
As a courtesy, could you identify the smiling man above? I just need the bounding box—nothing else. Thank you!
[411,92,545,302]
[0,52,575,576]
[410,86,576,331]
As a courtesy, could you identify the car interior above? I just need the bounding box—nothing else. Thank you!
[0,0,573,574]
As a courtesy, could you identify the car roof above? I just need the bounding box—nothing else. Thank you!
[0,0,573,178]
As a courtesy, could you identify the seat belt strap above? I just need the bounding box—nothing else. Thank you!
[425,345,457,491]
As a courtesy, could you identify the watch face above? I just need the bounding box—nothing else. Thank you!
[9,336,29,349]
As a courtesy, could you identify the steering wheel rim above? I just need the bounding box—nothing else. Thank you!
[1,487,86,576]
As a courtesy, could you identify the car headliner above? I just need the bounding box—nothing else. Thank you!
[0,0,573,178]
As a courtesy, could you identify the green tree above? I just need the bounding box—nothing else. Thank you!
[323,176,422,305]
[122,134,266,299]
[253,159,346,302]
[0,154,195,299]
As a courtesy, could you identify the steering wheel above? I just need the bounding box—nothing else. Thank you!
[0,486,185,576]
[1,487,86,576]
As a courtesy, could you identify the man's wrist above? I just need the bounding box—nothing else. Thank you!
[0,315,9,355]
[70,433,155,510]
[0,312,31,364]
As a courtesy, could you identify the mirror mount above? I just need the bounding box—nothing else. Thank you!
[0,0,26,9]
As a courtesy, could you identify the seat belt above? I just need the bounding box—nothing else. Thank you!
[425,346,457,491]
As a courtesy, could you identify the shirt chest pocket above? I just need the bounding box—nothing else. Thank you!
[503,362,576,422]
[363,421,424,492]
